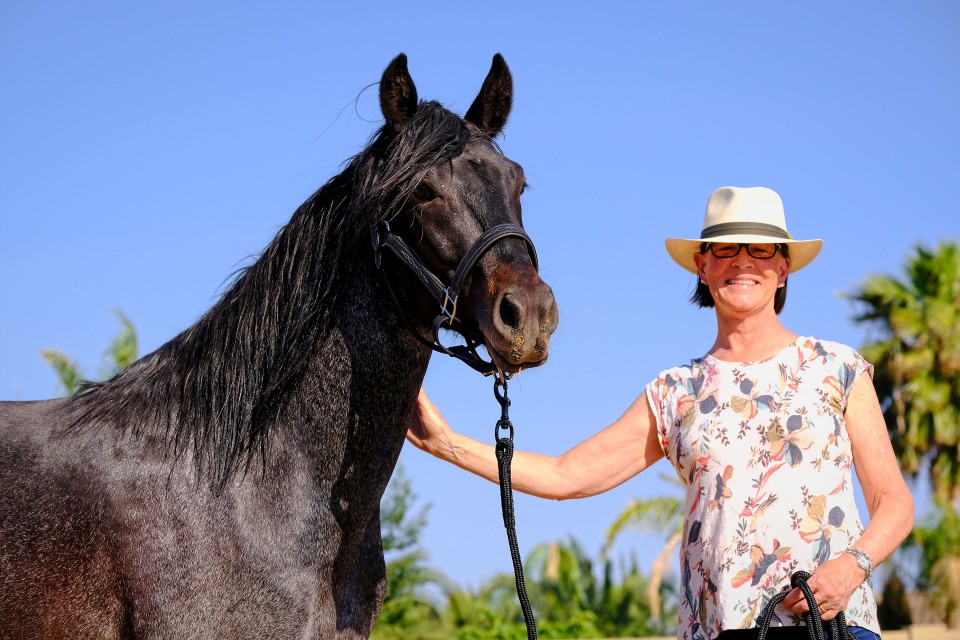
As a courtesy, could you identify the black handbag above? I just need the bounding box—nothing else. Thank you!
[755,571,855,640]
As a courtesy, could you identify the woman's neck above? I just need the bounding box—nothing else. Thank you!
[709,311,798,363]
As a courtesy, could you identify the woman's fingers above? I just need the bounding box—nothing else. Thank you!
[406,387,450,450]
[781,585,840,621]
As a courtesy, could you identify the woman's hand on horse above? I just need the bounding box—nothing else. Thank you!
[780,555,862,622]
[406,388,451,455]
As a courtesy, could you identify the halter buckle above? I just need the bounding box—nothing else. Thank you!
[440,290,459,323]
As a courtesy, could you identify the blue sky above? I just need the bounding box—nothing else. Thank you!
[2,2,957,590]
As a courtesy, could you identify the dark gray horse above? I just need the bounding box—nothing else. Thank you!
[0,54,558,639]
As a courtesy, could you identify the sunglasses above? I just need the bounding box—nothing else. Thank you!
[700,242,786,259]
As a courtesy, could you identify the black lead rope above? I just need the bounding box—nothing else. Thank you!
[493,376,538,640]
[756,571,854,640]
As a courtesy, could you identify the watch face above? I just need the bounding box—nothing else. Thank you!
[847,548,871,573]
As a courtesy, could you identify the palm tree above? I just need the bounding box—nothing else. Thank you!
[848,240,960,629]
[846,240,960,504]
[525,536,603,636]
[603,473,685,622]
[41,309,138,396]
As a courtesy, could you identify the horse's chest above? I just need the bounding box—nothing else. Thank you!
[115,475,381,638]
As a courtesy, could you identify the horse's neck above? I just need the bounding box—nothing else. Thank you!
[331,270,430,405]
[269,268,431,489]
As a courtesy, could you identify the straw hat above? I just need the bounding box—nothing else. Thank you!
[665,186,823,274]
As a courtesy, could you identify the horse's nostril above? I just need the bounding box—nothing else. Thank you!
[499,295,520,329]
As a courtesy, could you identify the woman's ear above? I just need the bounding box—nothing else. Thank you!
[693,252,707,281]
[779,256,792,283]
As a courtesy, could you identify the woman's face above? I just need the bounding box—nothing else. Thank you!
[694,243,791,317]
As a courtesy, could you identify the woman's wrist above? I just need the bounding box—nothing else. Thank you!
[842,547,873,582]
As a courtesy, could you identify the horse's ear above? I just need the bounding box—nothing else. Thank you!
[380,53,419,133]
[465,54,513,137]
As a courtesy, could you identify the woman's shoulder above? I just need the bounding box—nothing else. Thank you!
[792,337,874,386]
[649,357,708,390]
[795,336,865,362]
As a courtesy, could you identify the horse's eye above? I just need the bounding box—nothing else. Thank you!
[413,182,436,202]
[520,183,528,195]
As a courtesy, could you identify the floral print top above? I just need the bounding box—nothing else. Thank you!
[645,337,880,640]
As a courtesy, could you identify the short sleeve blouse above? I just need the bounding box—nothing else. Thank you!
[644,337,880,640]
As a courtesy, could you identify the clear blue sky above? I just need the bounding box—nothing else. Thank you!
[2,2,957,591]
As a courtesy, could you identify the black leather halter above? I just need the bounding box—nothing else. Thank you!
[373,220,539,376]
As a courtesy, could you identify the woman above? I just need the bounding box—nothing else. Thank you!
[406,186,914,640]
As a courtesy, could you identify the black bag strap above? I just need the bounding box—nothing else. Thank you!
[756,571,854,640]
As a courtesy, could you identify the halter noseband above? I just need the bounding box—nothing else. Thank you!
[373,220,539,376]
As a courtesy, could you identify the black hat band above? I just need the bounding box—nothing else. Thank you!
[700,222,791,240]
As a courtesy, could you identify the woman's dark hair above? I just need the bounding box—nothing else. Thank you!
[690,243,790,314]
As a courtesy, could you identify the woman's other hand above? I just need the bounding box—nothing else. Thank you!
[780,553,864,622]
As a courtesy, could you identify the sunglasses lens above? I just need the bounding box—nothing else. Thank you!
[748,244,777,258]
[711,243,741,257]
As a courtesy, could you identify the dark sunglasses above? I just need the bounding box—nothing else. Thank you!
[700,242,786,259]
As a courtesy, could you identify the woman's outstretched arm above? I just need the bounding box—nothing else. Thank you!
[406,387,664,501]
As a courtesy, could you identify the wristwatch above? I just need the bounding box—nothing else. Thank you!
[844,547,873,580]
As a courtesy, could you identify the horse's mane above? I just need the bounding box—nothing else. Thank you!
[68,101,477,489]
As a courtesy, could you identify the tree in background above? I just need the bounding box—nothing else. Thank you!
[877,568,913,631]
[443,536,669,639]
[846,240,960,504]
[847,239,960,628]
[603,473,685,623]
[41,309,138,396]
[525,537,605,637]
[904,505,960,628]
[372,462,447,640]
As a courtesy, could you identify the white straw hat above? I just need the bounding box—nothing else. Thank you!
[665,186,823,274]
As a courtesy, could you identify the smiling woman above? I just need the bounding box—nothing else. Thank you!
[407,185,915,640]
[667,187,822,317]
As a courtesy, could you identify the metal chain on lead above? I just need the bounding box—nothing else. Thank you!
[493,374,538,640]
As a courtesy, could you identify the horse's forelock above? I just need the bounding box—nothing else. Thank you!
[361,101,476,222]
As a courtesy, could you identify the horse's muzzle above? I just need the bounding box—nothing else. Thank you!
[481,272,558,371]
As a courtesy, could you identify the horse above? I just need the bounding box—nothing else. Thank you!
[0,53,559,639]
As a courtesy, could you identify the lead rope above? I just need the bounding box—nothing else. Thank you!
[493,375,538,640]
[756,571,854,640]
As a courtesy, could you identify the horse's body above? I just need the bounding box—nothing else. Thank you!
[0,55,558,639]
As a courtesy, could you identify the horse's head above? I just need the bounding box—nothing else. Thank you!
[374,54,558,374]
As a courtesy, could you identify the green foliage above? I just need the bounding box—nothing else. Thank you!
[442,583,529,640]
[102,310,138,377]
[905,505,960,627]
[380,462,430,555]
[379,527,672,639]
[847,240,960,504]
[373,463,448,640]
[603,473,685,622]
[906,505,960,588]
[39,349,84,396]
[41,309,139,397]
